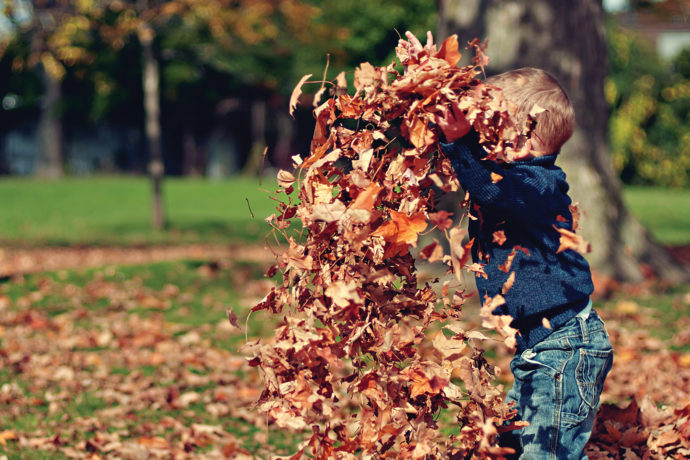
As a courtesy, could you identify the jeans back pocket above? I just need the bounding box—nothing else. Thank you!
[575,348,613,410]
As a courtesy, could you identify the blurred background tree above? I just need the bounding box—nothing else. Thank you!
[0,0,436,228]
[607,25,689,187]
[1,0,98,178]
[0,0,688,277]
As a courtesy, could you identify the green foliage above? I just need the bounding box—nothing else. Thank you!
[302,0,437,72]
[606,23,690,187]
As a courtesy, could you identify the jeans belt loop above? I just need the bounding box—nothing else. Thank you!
[580,316,589,343]
[577,299,592,343]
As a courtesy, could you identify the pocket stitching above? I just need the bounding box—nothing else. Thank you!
[575,348,613,410]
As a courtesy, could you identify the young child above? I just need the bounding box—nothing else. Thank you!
[437,67,614,459]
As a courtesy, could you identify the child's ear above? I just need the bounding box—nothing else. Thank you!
[512,139,536,160]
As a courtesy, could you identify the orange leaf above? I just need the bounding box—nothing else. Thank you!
[277,169,295,188]
[354,62,378,91]
[501,271,515,294]
[406,114,436,149]
[350,183,382,210]
[492,230,506,245]
[490,172,503,183]
[372,210,427,246]
[498,251,516,274]
[429,210,454,230]
[469,38,490,71]
[569,203,581,231]
[553,226,590,254]
[499,245,530,273]
[289,74,312,118]
[137,436,168,449]
[419,240,444,263]
[436,34,462,67]
[0,430,17,445]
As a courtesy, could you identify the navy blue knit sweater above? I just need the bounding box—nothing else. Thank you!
[440,132,594,352]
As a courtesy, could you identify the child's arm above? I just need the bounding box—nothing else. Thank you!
[440,135,559,219]
[435,100,561,218]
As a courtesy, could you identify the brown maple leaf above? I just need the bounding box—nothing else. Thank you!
[436,34,462,67]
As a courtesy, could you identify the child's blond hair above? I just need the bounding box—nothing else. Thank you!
[486,67,574,155]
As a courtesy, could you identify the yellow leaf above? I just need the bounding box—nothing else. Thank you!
[40,53,66,81]
[0,430,17,445]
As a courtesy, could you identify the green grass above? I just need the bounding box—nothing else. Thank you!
[0,178,687,247]
[623,186,690,245]
[0,176,279,245]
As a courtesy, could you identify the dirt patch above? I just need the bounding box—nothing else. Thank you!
[0,244,278,278]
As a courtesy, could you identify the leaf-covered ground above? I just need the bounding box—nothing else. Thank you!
[0,256,290,459]
[0,248,688,458]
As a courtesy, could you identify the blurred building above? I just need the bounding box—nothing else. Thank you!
[614,2,690,60]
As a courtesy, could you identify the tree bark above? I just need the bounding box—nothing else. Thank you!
[243,98,267,176]
[438,0,687,283]
[273,109,294,170]
[139,24,165,231]
[36,62,64,178]
[182,125,201,176]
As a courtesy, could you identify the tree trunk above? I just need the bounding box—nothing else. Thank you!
[243,98,267,176]
[182,125,201,176]
[37,64,63,178]
[438,0,687,283]
[273,109,294,170]
[139,24,165,231]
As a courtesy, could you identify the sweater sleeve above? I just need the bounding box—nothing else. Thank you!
[439,136,560,219]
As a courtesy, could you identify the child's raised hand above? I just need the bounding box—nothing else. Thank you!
[434,102,471,143]
[397,30,437,63]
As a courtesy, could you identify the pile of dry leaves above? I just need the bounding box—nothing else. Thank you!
[246,35,542,459]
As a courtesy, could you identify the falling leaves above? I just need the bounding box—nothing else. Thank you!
[372,210,428,246]
[554,225,591,254]
[490,172,503,183]
[252,32,597,459]
[289,74,312,118]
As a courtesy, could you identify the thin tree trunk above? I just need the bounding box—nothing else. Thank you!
[139,23,165,231]
[243,98,266,176]
[182,125,200,176]
[438,0,687,283]
[273,109,294,170]
[37,63,63,178]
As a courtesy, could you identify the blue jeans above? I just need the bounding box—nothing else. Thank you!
[500,308,613,459]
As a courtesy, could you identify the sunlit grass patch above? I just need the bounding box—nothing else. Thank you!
[0,176,279,246]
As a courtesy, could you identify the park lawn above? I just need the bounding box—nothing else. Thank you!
[623,186,690,245]
[0,176,279,246]
[0,177,688,247]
